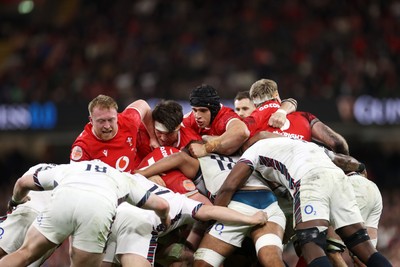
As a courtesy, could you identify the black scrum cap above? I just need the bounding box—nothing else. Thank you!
[189,84,221,124]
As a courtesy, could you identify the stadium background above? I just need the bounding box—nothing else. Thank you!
[0,0,399,266]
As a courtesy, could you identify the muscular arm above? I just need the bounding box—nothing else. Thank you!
[135,151,200,179]
[213,162,253,207]
[9,174,39,209]
[326,150,365,173]
[194,205,267,225]
[206,119,250,156]
[312,121,349,155]
[127,99,159,148]
[142,193,171,228]
[189,119,250,157]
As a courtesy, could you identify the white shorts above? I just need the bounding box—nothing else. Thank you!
[208,190,286,247]
[32,187,115,253]
[294,169,364,229]
[103,203,159,265]
[0,206,38,254]
[350,175,383,228]
[104,195,202,266]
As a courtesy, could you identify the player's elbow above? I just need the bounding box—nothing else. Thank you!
[331,140,349,155]
[157,198,170,215]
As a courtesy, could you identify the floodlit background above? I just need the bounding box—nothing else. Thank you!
[0,0,399,266]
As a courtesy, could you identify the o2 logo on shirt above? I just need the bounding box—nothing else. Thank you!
[116,156,129,171]
[304,205,316,215]
[214,223,225,235]
[0,227,4,239]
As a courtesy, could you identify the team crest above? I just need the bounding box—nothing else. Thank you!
[126,136,133,147]
[183,180,196,191]
[71,146,83,161]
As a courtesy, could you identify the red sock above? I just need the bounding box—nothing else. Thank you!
[296,256,308,267]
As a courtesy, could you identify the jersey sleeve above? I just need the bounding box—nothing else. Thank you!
[34,166,63,190]
[122,106,143,122]
[237,146,258,171]
[70,128,93,162]
[70,142,92,162]
[126,179,152,207]
[305,112,320,127]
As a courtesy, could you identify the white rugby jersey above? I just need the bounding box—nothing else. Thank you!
[34,160,149,207]
[199,153,269,196]
[125,173,203,234]
[239,137,339,189]
[13,164,56,212]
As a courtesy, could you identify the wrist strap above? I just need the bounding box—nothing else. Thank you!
[10,196,22,206]
[275,109,287,115]
[356,163,366,173]
[205,139,220,153]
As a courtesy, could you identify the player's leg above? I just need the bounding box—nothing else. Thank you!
[119,254,152,267]
[251,221,285,267]
[0,224,57,267]
[336,223,392,267]
[193,233,236,267]
[69,247,103,267]
[295,219,331,267]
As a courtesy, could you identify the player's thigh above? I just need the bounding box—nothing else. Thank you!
[70,246,104,267]
[120,254,152,267]
[251,221,284,242]
[0,209,38,254]
[21,225,58,261]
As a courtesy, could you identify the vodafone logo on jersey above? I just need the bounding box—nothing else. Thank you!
[116,156,129,171]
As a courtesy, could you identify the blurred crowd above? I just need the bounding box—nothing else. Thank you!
[0,0,399,105]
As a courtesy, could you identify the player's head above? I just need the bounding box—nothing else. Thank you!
[152,100,183,146]
[249,79,281,106]
[189,84,221,128]
[234,91,256,118]
[88,94,119,141]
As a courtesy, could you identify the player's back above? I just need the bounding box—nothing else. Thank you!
[38,160,133,204]
[241,138,339,185]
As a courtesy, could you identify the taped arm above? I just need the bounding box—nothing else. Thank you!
[205,119,250,155]
[8,174,40,211]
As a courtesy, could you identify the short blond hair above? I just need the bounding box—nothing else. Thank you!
[88,94,118,115]
[249,79,279,105]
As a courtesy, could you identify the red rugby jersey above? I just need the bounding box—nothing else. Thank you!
[70,108,142,173]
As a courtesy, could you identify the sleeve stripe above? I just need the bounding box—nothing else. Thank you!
[137,191,151,207]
